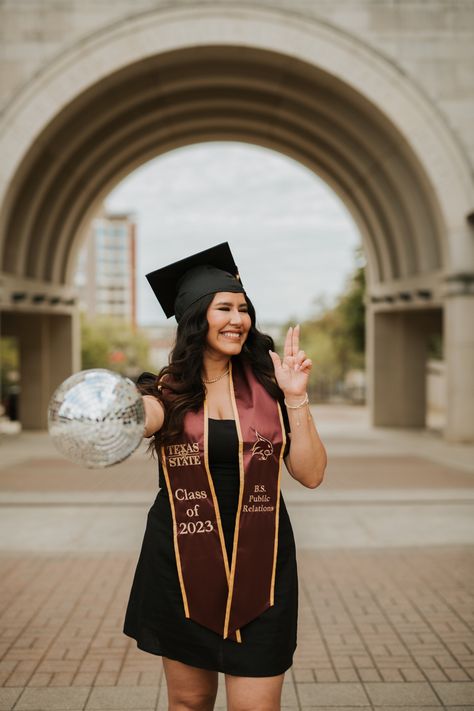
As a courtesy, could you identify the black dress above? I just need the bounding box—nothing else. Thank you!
[123,403,298,677]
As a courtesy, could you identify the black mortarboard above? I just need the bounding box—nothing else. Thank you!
[146,242,246,322]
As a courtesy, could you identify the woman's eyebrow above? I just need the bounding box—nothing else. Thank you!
[215,301,248,307]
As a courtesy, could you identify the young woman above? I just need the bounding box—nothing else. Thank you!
[123,244,327,710]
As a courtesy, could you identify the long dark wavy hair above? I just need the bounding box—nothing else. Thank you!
[138,291,284,455]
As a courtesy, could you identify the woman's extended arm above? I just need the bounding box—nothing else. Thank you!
[136,372,165,438]
[142,395,165,437]
[269,325,327,489]
[283,396,327,489]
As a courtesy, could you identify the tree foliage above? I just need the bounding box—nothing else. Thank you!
[80,315,151,378]
[293,246,366,399]
[0,337,19,405]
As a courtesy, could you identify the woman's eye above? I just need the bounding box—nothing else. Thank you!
[217,307,248,312]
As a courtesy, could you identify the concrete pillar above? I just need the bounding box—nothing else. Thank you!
[444,294,474,443]
[367,309,428,427]
[2,310,80,429]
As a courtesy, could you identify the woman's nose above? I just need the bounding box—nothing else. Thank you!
[229,309,243,324]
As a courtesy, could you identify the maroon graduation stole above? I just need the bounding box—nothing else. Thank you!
[160,358,286,642]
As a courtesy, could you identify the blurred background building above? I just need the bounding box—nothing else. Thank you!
[75,210,137,328]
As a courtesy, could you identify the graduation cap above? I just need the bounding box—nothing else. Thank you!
[146,242,246,322]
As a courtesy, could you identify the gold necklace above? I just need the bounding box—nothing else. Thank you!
[202,368,230,384]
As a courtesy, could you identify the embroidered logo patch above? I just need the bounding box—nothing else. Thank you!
[166,442,201,467]
[251,430,274,461]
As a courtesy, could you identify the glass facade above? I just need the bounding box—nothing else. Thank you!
[73,212,136,327]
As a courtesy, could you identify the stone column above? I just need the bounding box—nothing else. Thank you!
[444,280,474,443]
[367,306,443,428]
[3,310,80,430]
[367,308,429,428]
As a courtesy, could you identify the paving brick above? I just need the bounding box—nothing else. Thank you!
[93,672,119,686]
[378,669,405,682]
[116,671,140,685]
[3,651,43,662]
[26,673,52,687]
[399,668,426,681]
[0,687,23,711]
[297,682,369,706]
[292,668,314,681]
[137,672,160,685]
[0,662,17,686]
[99,660,122,673]
[358,668,383,681]
[281,682,298,706]
[14,661,37,673]
[432,681,474,705]
[445,668,471,681]
[15,686,91,710]
[337,669,360,682]
[370,708,446,711]
[314,670,338,683]
[412,655,439,668]
[72,672,96,686]
[85,685,159,709]
[3,672,32,687]
[77,661,101,673]
[364,681,442,706]
[50,671,75,686]
[423,668,449,682]
[330,656,354,669]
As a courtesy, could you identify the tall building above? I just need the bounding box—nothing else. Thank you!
[75,211,137,328]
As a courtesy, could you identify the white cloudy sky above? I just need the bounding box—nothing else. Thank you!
[105,142,362,326]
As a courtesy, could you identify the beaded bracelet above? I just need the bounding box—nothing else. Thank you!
[284,393,309,409]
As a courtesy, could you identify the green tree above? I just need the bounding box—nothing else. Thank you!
[0,337,19,409]
[336,260,366,356]
[292,246,366,400]
[80,315,151,379]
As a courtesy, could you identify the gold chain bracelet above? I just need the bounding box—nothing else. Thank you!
[284,393,309,409]
[284,393,311,427]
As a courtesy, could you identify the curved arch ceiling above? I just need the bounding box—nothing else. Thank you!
[1,46,443,287]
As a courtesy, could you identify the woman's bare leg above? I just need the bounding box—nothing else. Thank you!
[225,672,285,711]
[162,657,218,711]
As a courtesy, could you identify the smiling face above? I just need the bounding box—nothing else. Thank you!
[205,291,252,358]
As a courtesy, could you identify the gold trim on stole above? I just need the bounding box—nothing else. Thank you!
[223,362,286,636]
[203,398,230,579]
[270,402,287,605]
[161,448,190,618]
[162,364,282,641]
[203,398,242,642]
[223,359,246,639]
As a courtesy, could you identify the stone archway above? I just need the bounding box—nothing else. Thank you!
[0,4,472,440]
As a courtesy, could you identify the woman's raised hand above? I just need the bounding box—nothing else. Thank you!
[268,325,313,398]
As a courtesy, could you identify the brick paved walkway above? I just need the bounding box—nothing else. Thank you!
[0,549,473,709]
[0,405,473,709]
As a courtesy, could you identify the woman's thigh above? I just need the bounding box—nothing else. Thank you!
[162,657,218,711]
[224,672,285,711]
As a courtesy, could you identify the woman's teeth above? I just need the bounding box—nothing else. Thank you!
[221,332,240,340]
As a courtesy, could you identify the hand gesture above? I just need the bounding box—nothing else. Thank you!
[268,325,312,398]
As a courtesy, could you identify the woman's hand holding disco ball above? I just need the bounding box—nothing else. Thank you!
[48,369,145,468]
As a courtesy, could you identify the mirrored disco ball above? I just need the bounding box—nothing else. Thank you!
[48,369,145,468]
